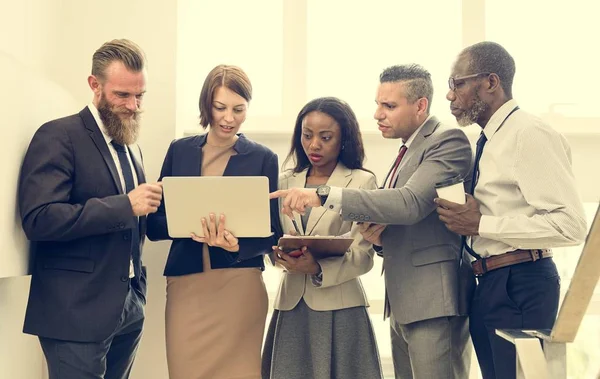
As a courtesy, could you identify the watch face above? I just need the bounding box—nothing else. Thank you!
[317,186,329,196]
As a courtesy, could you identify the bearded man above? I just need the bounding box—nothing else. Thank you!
[18,39,163,379]
[436,41,587,379]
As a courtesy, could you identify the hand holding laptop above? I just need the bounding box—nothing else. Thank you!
[190,213,239,253]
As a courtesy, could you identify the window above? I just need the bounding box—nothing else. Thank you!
[307,0,463,126]
[486,0,600,120]
[176,0,283,136]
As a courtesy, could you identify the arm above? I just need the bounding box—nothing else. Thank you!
[146,140,174,241]
[19,123,136,242]
[479,126,587,248]
[338,129,472,225]
[317,173,378,288]
[213,151,283,261]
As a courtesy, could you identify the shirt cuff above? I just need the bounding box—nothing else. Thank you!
[323,186,343,213]
[478,215,498,238]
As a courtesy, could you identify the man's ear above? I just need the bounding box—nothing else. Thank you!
[417,97,429,115]
[87,75,101,95]
[486,73,501,93]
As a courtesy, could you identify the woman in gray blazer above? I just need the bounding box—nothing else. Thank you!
[261,97,383,379]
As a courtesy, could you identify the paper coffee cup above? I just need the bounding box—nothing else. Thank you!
[435,176,466,204]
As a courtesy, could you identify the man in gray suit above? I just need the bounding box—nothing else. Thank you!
[271,64,474,379]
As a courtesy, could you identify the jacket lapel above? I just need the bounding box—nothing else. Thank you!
[305,164,352,235]
[80,107,123,194]
[399,116,441,170]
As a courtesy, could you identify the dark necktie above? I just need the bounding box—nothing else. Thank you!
[111,141,141,279]
[463,133,486,260]
[470,132,487,195]
[386,145,408,188]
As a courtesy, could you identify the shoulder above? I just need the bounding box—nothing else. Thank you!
[238,134,277,159]
[31,113,83,145]
[431,122,469,143]
[350,168,376,184]
[279,168,296,181]
[170,134,201,149]
[278,168,301,189]
[39,113,81,133]
[423,122,471,157]
[512,111,566,141]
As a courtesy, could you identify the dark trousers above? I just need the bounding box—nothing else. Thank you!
[469,257,560,379]
[40,284,145,379]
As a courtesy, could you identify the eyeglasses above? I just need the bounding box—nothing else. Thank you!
[448,73,490,91]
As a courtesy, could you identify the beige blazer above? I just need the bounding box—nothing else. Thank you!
[272,163,378,311]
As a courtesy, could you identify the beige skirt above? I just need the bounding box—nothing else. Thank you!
[165,253,268,379]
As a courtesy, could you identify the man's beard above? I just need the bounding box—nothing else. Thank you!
[456,92,489,127]
[97,95,141,145]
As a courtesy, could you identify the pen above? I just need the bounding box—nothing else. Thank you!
[291,218,302,236]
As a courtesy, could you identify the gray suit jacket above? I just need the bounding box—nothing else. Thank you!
[341,117,475,324]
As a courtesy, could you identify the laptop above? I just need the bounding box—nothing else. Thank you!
[162,176,272,238]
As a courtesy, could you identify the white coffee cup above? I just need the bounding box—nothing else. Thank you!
[435,176,466,204]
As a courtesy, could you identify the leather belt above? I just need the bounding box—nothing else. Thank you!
[472,249,553,277]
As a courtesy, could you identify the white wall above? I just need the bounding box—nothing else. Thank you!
[0,0,177,377]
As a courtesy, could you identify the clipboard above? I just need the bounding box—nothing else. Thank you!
[278,236,354,260]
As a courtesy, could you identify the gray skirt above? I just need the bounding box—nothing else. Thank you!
[262,299,383,379]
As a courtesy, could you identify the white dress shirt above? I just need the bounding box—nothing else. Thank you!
[89,103,138,277]
[474,99,587,257]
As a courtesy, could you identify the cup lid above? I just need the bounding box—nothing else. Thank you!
[435,175,463,188]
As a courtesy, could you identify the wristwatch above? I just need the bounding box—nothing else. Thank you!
[316,185,331,206]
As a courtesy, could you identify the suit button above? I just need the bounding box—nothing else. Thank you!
[359,215,365,220]
[364,216,370,221]
[123,234,130,240]
[119,223,125,229]
[120,276,128,282]
[348,213,355,219]
[329,205,334,209]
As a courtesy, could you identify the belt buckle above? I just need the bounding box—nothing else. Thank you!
[529,249,540,262]
[474,258,488,277]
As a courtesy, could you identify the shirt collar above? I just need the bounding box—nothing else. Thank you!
[482,99,519,140]
[403,114,432,149]
[88,102,114,146]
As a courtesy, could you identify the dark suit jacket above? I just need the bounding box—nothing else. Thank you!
[146,133,282,275]
[18,106,148,342]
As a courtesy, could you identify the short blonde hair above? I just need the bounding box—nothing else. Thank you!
[92,39,146,81]
[199,65,252,128]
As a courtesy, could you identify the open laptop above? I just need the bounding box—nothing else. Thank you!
[162,176,272,238]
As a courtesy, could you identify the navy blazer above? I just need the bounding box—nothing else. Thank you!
[147,133,282,276]
[19,107,147,342]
